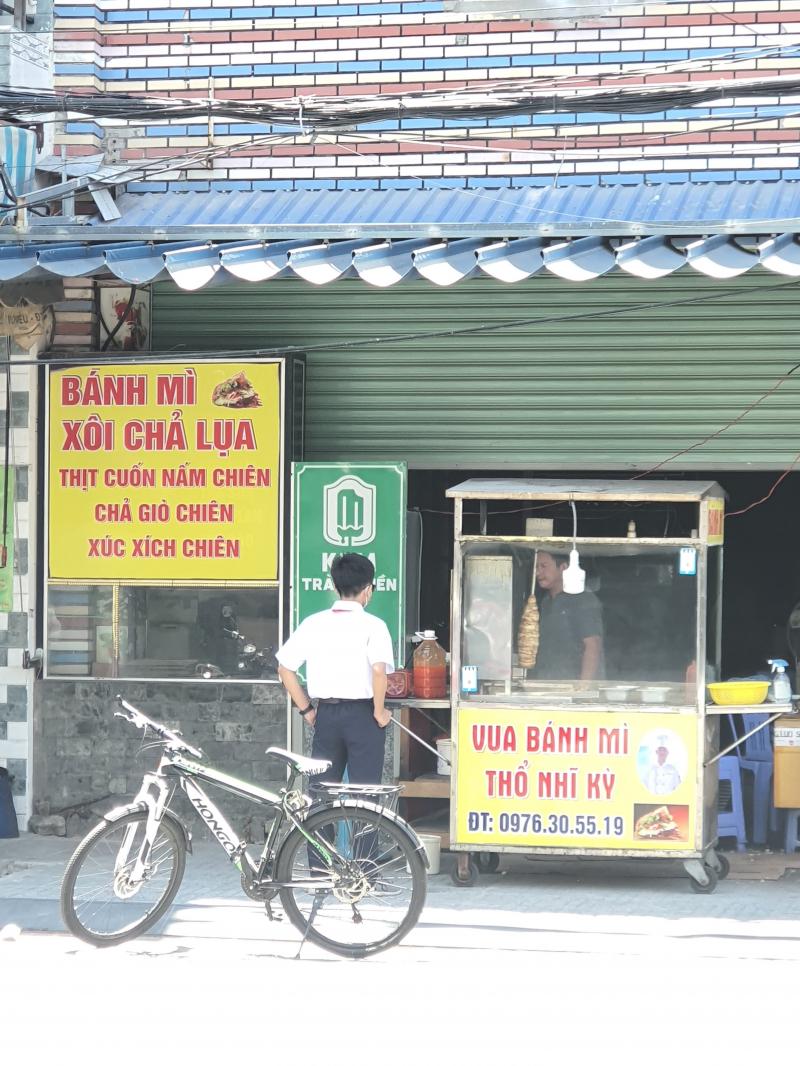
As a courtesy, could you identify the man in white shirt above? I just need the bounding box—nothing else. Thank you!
[276,553,395,786]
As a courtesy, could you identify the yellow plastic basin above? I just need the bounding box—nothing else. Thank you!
[707,681,769,706]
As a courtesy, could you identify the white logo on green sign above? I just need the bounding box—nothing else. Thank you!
[323,475,375,548]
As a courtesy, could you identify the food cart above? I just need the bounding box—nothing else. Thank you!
[446,478,733,892]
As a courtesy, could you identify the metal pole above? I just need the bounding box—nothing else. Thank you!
[390,716,451,767]
[704,705,798,767]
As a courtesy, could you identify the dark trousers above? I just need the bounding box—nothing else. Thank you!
[311,699,386,786]
[308,699,387,874]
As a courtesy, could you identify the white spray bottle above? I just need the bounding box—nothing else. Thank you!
[768,658,792,703]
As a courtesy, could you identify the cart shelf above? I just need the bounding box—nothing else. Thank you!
[397,776,450,799]
[705,703,797,714]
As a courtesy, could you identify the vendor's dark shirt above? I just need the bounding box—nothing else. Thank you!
[532,589,605,681]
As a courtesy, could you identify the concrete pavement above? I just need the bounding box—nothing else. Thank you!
[2,830,800,960]
[5,831,799,1064]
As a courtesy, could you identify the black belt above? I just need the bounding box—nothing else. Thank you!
[317,697,373,705]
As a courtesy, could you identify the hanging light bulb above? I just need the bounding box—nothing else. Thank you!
[562,501,585,595]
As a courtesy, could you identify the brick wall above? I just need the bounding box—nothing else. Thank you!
[50,0,800,190]
[31,680,291,838]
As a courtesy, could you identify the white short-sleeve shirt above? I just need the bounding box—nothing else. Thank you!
[276,600,395,699]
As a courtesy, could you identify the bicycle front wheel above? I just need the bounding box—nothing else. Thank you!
[61,810,186,946]
[276,805,426,958]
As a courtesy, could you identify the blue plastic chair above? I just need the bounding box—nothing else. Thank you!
[727,712,776,845]
[717,755,747,852]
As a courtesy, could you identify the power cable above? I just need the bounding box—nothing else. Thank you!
[4,275,800,371]
[9,71,800,127]
[632,361,800,480]
[332,107,800,163]
[323,134,800,230]
[5,277,800,516]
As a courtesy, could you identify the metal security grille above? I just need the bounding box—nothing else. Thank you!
[152,271,800,471]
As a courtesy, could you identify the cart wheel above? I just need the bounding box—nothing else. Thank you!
[451,860,479,887]
[713,853,730,881]
[474,852,500,874]
[689,865,719,894]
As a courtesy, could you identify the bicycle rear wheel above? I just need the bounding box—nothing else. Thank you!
[276,805,426,958]
[61,810,186,946]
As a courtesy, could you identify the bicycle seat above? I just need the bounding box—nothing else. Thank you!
[266,747,331,777]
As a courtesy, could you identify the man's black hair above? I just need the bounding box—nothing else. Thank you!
[331,553,375,598]
[539,550,569,567]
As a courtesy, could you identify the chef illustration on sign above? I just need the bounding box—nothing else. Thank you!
[643,734,683,795]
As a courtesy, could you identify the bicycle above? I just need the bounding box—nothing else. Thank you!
[60,696,428,958]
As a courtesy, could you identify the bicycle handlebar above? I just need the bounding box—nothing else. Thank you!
[114,695,204,758]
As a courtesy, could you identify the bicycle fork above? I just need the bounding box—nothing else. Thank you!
[118,772,171,886]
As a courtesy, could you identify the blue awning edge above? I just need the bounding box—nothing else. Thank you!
[2,181,800,289]
[0,232,797,290]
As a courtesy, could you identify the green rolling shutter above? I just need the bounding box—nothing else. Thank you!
[152,271,800,470]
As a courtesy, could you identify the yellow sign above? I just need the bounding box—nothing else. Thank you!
[707,498,724,545]
[48,362,281,583]
[455,708,698,851]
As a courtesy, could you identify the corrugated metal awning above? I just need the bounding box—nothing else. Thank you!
[4,181,800,289]
[4,232,800,290]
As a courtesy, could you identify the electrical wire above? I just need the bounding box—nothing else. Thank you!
[3,276,796,519]
[0,129,300,218]
[329,110,800,164]
[8,2,800,103]
[4,275,800,372]
[727,459,800,516]
[320,134,800,231]
[631,361,800,480]
[8,70,800,129]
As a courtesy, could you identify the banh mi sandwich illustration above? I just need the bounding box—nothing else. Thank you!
[212,371,261,409]
[634,805,679,838]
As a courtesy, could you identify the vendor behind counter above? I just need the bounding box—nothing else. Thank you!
[530,551,605,682]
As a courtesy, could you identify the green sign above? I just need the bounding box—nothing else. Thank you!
[0,471,13,613]
[291,462,406,662]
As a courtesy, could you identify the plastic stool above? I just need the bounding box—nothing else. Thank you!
[717,755,747,852]
[785,809,800,853]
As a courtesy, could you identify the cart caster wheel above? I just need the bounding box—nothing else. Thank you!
[451,860,479,887]
[474,852,500,874]
[710,853,730,880]
[689,866,719,894]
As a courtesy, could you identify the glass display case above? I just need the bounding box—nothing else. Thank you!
[459,539,717,709]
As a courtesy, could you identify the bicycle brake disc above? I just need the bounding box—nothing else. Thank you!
[332,867,370,904]
[113,872,145,900]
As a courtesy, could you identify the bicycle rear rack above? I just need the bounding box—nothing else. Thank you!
[310,782,403,814]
